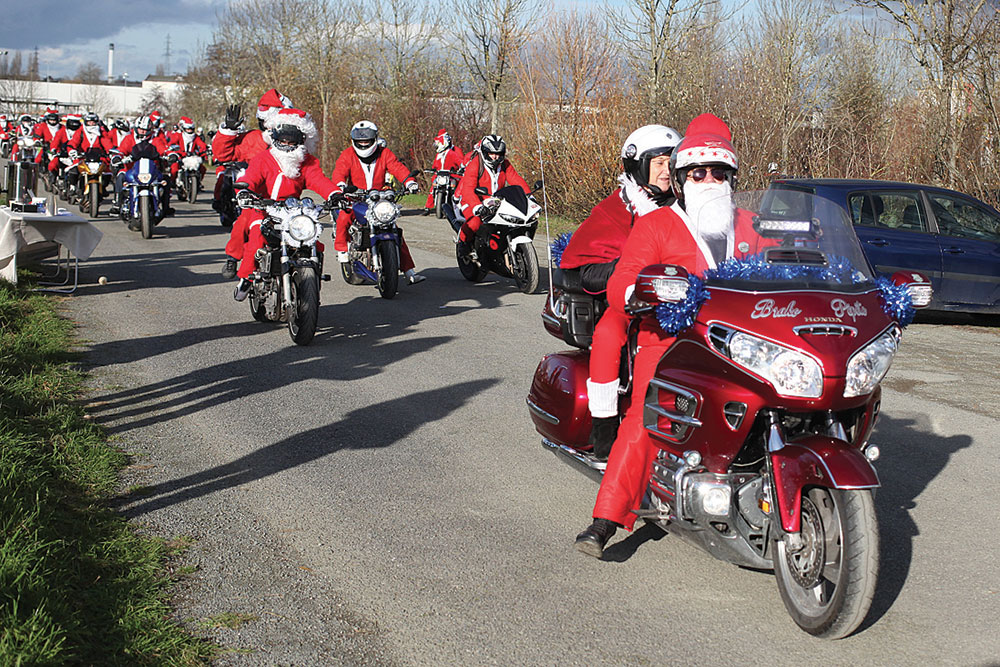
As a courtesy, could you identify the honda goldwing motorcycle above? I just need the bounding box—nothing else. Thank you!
[424,166,463,220]
[527,190,933,639]
[235,188,332,346]
[215,160,247,227]
[338,175,417,300]
[120,157,168,239]
[449,182,543,293]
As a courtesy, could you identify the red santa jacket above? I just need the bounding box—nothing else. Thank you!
[560,189,634,270]
[607,204,770,347]
[69,128,111,154]
[237,149,338,204]
[330,146,416,192]
[32,122,61,146]
[456,153,530,216]
[432,146,465,172]
[107,129,131,151]
[117,132,170,161]
[212,127,268,163]
[172,132,208,157]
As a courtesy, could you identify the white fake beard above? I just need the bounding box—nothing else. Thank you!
[269,145,307,178]
[683,180,734,240]
[84,126,101,143]
[618,173,661,216]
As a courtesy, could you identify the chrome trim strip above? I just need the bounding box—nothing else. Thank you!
[645,403,703,427]
[540,312,562,328]
[793,324,858,337]
[525,397,559,424]
[540,437,607,476]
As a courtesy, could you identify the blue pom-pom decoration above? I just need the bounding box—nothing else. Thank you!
[550,232,573,267]
[704,253,862,284]
[875,277,916,327]
[654,276,711,335]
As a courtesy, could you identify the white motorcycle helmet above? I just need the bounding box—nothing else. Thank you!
[620,125,682,201]
[351,120,379,159]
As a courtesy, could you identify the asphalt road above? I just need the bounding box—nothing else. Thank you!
[60,184,1000,665]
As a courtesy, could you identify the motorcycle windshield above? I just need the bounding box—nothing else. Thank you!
[691,189,876,292]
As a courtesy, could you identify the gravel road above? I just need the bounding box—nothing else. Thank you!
[63,187,1000,665]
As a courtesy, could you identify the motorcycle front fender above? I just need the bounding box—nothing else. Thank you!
[771,435,880,533]
[509,235,533,248]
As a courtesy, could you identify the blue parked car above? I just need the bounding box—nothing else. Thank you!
[768,179,1000,314]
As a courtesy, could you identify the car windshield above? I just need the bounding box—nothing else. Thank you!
[690,189,876,291]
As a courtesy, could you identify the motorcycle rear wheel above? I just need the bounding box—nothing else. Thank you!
[457,242,489,282]
[772,487,878,639]
[341,251,366,285]
[249,284,270,322]
[288,267,319,345]
[512,243,539,294]
[376,241,399,299]
[140,197,153,239]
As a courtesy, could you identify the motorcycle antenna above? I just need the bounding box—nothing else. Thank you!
[517,55,555,303]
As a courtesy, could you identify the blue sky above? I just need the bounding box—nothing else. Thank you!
[0,0,226,80]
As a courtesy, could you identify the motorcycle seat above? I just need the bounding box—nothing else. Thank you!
[553,268,587,295]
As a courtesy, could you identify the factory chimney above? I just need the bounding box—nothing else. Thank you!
[107,43,114,83]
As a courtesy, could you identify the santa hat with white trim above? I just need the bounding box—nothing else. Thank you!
[670,113,739,196]
[257,88,293,121]
[265,107,318,155]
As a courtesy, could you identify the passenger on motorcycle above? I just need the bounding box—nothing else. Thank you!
[422,128,465,215]
[108,118,131,150]
[330,120,426,285]
[559,124,681,459]
[575,113,772,558]
[454,134,531,257]
[32,108,62,155]
[214,88,294,280]
[232,107,340,301]
[112,115,175,216]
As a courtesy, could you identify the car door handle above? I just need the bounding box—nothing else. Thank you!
[866,238,889,247]
[942,247,965,254]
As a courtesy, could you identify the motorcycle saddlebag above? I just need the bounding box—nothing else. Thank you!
[527,349,591,448]
[552,268,606,349]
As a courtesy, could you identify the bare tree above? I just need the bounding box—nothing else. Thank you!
[75,62,104,84]
[854,0,998,186]
[452,0,537,133]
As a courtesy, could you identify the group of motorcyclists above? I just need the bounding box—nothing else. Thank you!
[3,107,212,224]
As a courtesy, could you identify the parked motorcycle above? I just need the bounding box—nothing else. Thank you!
[448,182,543,294]
[424,167,462,220]
[120,157,168,239]
[178,154,204,203]
[3,136,39,200]
[527,190,933,639]
[338,175,416,300]
[75,147,110,218]
[235,188,332,346]
[215,161,247,227]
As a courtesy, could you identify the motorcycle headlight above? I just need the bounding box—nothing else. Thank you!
[499,213,522,224]
[435,175,449,185]
[726,332,823,398]
[370,199,397,224]
[87,161,102,172]
[138,172,152,184]
[844,328,898,397]
[288,214,317,242]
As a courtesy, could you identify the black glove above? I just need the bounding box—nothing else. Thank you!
[326,192,344,208]
[223,104,243,131]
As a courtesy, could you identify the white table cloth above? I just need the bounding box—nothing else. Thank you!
[0,206,103,285]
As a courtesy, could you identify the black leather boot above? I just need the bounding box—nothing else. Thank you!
[575,518,618,559]
[589,416,619,461]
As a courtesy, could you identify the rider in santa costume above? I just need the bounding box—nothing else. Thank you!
[330,120,425,284]
[214,88,294,279]
[559,124,681,459]
[168,116,208,181]
[575,113,772,558]
[422,129,465,215]
[232,108,339,301]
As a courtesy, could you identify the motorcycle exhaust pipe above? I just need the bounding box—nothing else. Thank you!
[540,437,606,483]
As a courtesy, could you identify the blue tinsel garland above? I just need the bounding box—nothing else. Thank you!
[550,232,573,267]
[704,253,861,284]
[654,276,711,335]
[875,277,916,327]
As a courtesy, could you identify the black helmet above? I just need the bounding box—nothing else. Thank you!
[113,118,129,132]
[271,124,305,152]
[44,111,60,125]
[65,115,82,131]
[480,134,506,171]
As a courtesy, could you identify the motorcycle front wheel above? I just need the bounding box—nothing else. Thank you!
[772,487,878,639]
[511,243,539,294]
[376,241,399,299]
[288,267,319,345]
[90,186,100,218]
[140,197,153,239]
[186,173,197,203]
[435,190,445,219]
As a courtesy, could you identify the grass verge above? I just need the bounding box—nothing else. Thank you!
[0,280,213,664]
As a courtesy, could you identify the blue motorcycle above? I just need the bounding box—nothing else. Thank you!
[338,180,414,300]
[119,157,167,239]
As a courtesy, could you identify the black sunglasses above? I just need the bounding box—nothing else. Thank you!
[688,167,731,183]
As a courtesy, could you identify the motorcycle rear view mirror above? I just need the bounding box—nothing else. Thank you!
[633,264,690,304]
[532,180,543,193]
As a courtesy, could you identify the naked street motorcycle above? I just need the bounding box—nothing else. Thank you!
[527,190,933,639]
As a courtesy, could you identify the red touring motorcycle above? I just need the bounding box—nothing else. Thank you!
[527,190,932,639]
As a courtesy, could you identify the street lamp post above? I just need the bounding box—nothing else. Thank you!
[122,73,127,114]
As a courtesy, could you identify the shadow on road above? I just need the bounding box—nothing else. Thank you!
[860,412,972,631]
[114,378,499,518]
